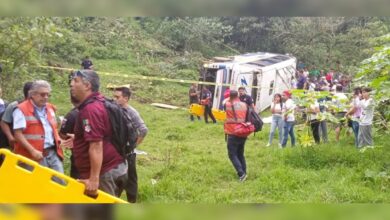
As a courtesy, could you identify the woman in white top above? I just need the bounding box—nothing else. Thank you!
[346,87,362,147]
[267,94,284,147]
[358,87,375,148]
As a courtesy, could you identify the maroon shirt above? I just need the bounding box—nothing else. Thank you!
[73,92,124,179]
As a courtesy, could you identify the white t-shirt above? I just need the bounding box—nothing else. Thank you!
[359,98,374,126]
[271,102,283,116]
[308,82,316,91]
[307,101,320,121]
[283,99,296,122]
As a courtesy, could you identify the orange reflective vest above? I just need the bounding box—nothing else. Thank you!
[14,99,63,161]
[224,99,248,135]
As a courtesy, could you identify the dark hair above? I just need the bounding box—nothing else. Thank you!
[336,85,343,92]
[72,70,100,92]
[353,87,362,95]
[362,87,372,93]
[115,87,132,99]
[238,87,245,91]
[229,90,238,99]
[274,93,283,109]
[23,82,33,99]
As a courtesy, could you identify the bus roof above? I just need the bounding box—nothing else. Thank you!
[203,52,294,69]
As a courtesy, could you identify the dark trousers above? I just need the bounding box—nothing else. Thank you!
[190,115,201,121]
[204,105,216,123]
[227,135,247,177]
[310,119,321,144]
[125,153,138,203]
[70,155,79,179]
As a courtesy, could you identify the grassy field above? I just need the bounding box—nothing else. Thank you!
[53,95,390,203]
[46,59,390,203]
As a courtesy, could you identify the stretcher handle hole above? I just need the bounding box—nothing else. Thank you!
[84,191,99,199]
[0,153,5,168]
[51,175,68,186]
[16,161,35,172]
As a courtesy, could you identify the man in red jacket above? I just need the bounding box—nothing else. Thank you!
[13,80,64,173]
[224,90,248,182]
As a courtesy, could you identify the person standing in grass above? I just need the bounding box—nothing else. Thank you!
[12,80,64,172]
[223,90,248,182]
[189,83,201,121]
[113,86,148,203]
[332,85,349,142]
[307,99,321,144]
[201,86,216,124]
[81,56,93,70]
[70,70,127,197]
[346,87,362,147]
[238,87,255,109]
[357,87,375,148]
[281,90,296,148]
[267,94,284,147]
[318,92,331,143]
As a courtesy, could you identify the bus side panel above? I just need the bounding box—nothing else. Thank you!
[258,69,275,112]
[213,69,229,110]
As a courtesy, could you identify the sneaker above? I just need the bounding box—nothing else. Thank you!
[239,173,247,182]
[266,143,271,147]
[278,143,282,148]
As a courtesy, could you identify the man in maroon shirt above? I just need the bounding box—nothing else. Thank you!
[69,70,127,197]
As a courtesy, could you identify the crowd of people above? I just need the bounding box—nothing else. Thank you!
[0,63,147,203]
[0,59,377,197]
[188,64,376,182]
[292,64,352,93]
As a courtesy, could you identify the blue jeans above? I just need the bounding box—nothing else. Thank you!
[282,121,296,147]
[227,135,247,177]
[268,115,284,144]
[40,148,64,174]
[351,120,359,147]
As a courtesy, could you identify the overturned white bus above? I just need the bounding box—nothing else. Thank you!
[199,52,297,113]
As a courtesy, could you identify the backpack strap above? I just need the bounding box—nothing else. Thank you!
[230,101,238,122]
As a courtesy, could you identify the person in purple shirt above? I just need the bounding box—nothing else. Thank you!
[67,70,127,197]
[296,70,307,90]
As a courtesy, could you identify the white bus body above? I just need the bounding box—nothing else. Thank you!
[200,52,297,113]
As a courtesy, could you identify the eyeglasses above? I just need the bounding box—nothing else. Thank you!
[37,92,51,98]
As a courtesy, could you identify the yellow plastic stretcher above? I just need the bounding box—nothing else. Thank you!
[189,104,226,121]
[0,149,127,203]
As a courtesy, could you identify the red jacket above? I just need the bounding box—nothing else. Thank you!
[224,99,248,135]
[14,99,63,161]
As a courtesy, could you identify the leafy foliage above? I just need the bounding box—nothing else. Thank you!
[355,34,390,130]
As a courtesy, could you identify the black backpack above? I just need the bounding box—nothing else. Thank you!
[83,97,138,158]
[246,107,263,132]
[103,98,138,158]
